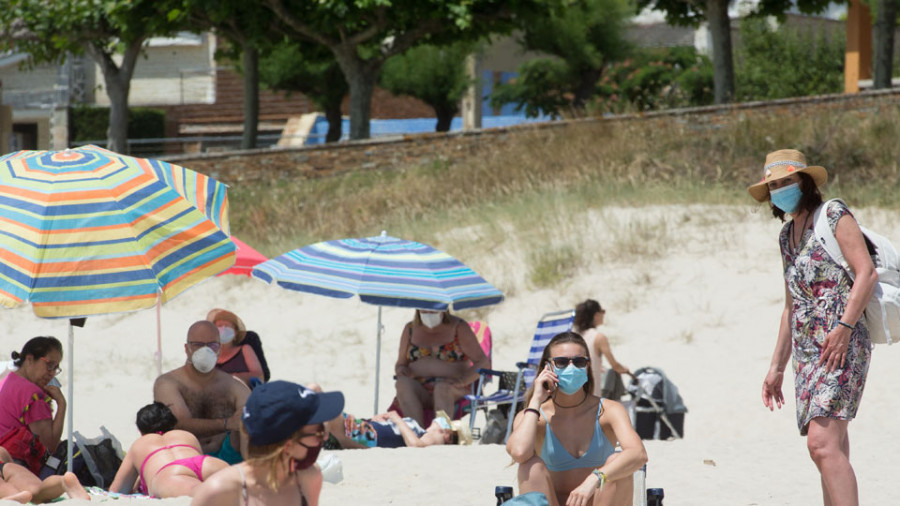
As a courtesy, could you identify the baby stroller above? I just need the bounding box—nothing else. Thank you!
[626,367,686,440]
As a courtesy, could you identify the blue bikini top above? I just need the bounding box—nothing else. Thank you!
[540,400,615,472]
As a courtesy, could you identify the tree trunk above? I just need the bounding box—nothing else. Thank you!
[706,0,735,104]
[334,51,379,140]
[324,100,343,143]
[242,45,260,149]
[434,104,456,132]
[873,0,898,89]
[88,40,143,154]
[573,69,603,113]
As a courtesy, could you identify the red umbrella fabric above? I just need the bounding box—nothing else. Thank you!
[220,237,267,276]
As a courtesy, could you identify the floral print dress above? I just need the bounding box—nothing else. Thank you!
[779,199,872,435]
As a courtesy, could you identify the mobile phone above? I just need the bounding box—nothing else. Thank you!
[48,377,62,388]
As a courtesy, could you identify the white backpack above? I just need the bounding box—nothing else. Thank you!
[813,199,900,345]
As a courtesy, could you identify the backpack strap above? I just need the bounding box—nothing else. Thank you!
[813,198,854,281]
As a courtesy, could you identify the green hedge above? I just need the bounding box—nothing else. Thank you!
[69,106,166,142]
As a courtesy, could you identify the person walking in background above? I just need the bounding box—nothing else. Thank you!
[191,381,345,506]
[750,149,876,506]
[506,332,647,506]
[573,300,631,399]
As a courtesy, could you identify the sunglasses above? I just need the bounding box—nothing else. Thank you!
[187,341,221,353]
[551,356,589,369]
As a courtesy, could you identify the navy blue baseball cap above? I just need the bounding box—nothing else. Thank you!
[242,381,345,446]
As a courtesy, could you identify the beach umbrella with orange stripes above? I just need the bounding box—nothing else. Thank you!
[0,144,235,469]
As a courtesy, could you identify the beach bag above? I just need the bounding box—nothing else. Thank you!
[0,424,48,474]
[813,199,900,345]
[42,427,124,489]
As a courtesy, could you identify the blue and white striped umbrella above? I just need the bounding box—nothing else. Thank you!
[252,232,504,412]
[251,232,504,310]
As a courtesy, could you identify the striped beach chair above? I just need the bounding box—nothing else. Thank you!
[466,309,575,443]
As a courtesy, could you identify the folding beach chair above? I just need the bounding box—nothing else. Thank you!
[386,320,493,426]
[466,309,575,443]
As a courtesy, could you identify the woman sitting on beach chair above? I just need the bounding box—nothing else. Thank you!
[507,332,647,506]
[394,309,489,426]
[324,409,471,449]
[0,447,90,503]
[110,402,229,498]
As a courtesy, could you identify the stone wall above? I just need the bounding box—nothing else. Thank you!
[168,88,900,186]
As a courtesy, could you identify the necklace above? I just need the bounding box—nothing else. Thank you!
[790,211,812,255]
[553,392,588,408]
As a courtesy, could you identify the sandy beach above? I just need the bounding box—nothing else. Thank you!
[3,204,900,506]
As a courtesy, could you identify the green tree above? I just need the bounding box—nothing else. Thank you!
[734,17,844,101]
[636,0,834,105]
[594,46,714,113]
[490,0,632,118]
[183,0,275,149]
[265,0,560,140]
[259,41,348,143]
[380,42,473,132]
[0,0,185,153]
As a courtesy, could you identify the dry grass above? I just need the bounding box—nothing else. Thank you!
[228,105,900,287]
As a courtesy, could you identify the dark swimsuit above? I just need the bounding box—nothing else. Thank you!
[217,346,249,374]
[236,465,307,506]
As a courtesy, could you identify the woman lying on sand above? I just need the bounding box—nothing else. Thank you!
[0,447,90,503]
[325,409,471,449]
[110,402,229,497]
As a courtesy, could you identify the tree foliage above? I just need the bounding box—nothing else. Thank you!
[490,0,633,118]
[182,0,277,149]
[266,0,561,139]
[593,46,714,113]
[258,40,348,143]
[0,0,186,152]
[380,42,473,132]
[734,17,845,101]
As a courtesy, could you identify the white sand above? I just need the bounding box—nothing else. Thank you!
[3,204,900,506]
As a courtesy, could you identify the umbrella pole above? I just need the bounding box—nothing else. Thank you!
[156,297,162,377]
[374,306,383,415]
[66,321,74,473]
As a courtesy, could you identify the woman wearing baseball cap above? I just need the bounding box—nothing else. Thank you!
[192,381,344,506]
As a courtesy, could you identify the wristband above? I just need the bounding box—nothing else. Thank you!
[592,469,606,490]
[523,408,540,418]
[837,320,854,330]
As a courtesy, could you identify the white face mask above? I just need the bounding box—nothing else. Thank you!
[191,347,218,373]
[218,326,236,344]
[420,312,444,329]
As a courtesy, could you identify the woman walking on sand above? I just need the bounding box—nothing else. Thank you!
[750,149,876,506]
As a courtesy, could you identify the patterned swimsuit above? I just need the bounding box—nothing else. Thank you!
[779,200,872,435]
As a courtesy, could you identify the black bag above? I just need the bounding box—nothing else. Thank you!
[41,428,124,490]
[243,331,271,382]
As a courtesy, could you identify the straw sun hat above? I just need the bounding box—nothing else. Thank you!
[747,149,828,202]
[206,308,247,341]
[434,410,473,445]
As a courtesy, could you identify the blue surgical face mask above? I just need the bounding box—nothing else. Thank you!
[770,182,802,214]
[554,364,588,395]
